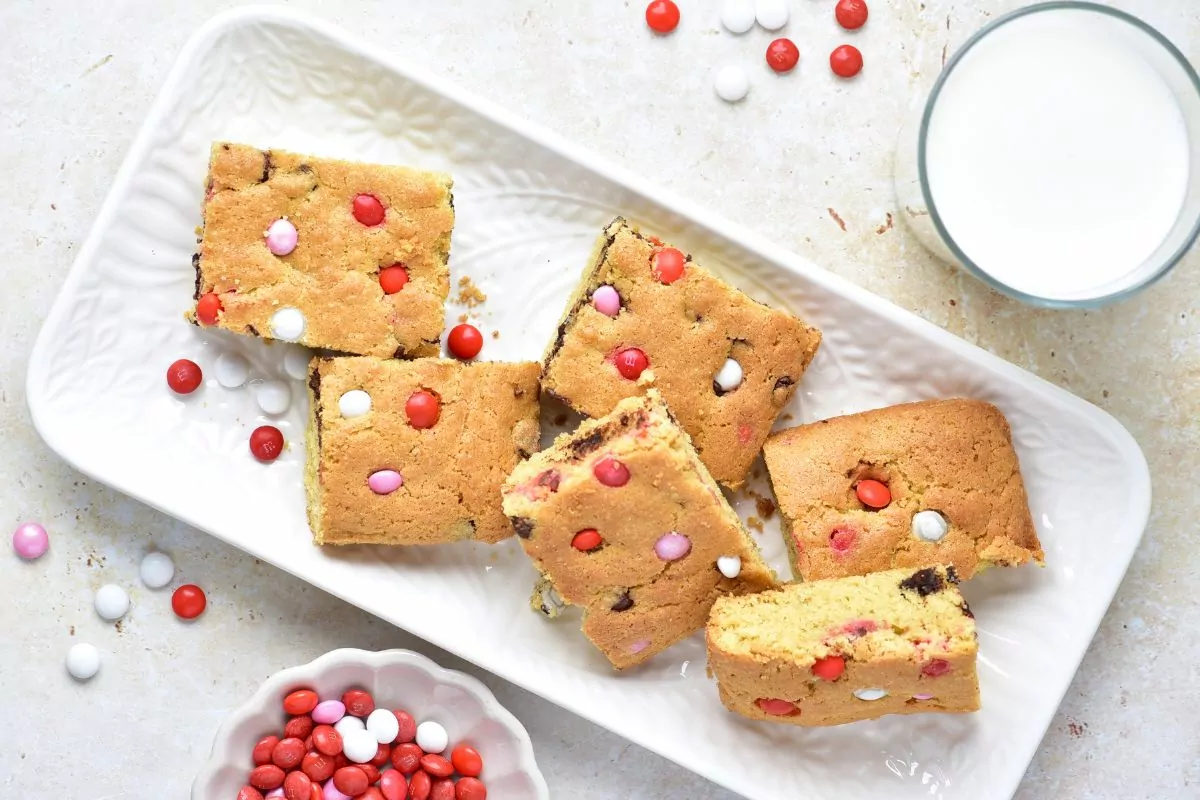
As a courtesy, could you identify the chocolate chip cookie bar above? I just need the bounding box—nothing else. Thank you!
[707,565,980,727]
[763,398,1044,581]
[306,356,540,545]
[191,142,453,357]
[501,390,776,669]
[541,218,822,489]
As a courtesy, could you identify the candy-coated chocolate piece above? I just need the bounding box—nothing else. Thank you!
[614,347,649,380]
[853,687,888,701]
[835,0,869,30]
[338,390,371,419]
[167,359,203,394]
[716,555,742,578]
[755,697,798,716]
[366,708,400,744]
[415,720,448,754]
[713,358,744,394]
[856,479,891,509]
[654,531,691,561]
[341,727,378,764]
[811,655,846,681]
[755,0,789,30]
[266,218,299,256]
[250,426,285,462]
[256,380,292,415]
[12,522,49,560]
[591,284,621,317]
[912,509,949,542]
[65,642,100,680]
[593,457,630,487]
[830,44,864,77]
[352,194,386,226]
[652,247,685,283]
[571,529,603,552]
[368,470,404,495]
[215,352,250,388]
[766,38,800,73]
[270,307,307,342]
[94,584,130,621]
[645,0,680,33]
[720,0,755,33]
[405,390,440,429]
[714,65,750,103]
[313,700,346,725]
[139,551,174,588]
[447,324,483,359]
[284,689,319,715]
[379,264,409,294]
[450,745,483,778]
[172,584,207,619]
[196,292,222,326]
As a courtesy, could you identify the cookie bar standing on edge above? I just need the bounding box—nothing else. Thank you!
[306,357,540,545]
[541,218,821,489]
[763,398,1044,581]
[707,565,980,727]
[191,142,453,357]
[501,391,777,670]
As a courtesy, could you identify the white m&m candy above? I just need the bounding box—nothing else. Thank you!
[255,380,292,416]
[282,346,313,381]
[720,0,756,33]
[94,584,130,621]
[339,390,372,418]
[717,555,742,578]
[415,720,448,754]
[66,642,101,681]
[715,65,750,103]
[854,688,888,701]
[366,708,400,744]
[334,716,366,738]
[912,510,949,542]
[139,551,175,589]
[270,307,306,342]
[214,353,250,389]
[714,358,744,393]
[755,0,789,31]
[341,727,379,763]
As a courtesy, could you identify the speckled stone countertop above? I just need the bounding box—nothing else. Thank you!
[1,1,1197,797]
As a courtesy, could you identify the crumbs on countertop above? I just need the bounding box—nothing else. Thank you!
[456,275,487,308]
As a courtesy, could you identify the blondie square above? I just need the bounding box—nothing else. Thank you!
[306,356,540,545]
[501,391,777,670]
[191,142,453,357]
[541,218,821,489]
[763,398,1044,581]
[707,565,980,727]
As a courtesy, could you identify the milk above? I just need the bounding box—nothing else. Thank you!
[922,9,1191,301]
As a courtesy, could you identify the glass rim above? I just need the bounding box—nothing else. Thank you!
[916,1,1200,309]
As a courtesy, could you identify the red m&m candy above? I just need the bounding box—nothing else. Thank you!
[451,745,483,778]
[593,457,630,487]
[448,324,483,360]
[614,347,649,380]
[571,529,603,552]
[855,479,891,508]
[406,390,440,429]
[830,44,864,78]
[379,264,409,294]
[652,248,685,283]
[835,0,869,30]
[352,194,386,226]
[455,778,487,800]
[172,584,207,620]
[196,292,222,325]
[167,359,203,395]
[250,425,285,462]
[755,698,799,716]
[766,38,801,73]
[811,655,846,681]
[645,0,680,34]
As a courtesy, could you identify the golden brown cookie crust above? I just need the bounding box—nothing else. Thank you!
[502,391,777,670]
[307,356,540,545]
[541,218,821,489]
[193,142,453,357]
[707,565,980,727]
[763,398,1044,581]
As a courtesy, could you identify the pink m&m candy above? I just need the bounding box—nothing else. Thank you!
[654,531,691,561]
[12,522,49,560]
[629,639,651,655]
[592,285,621,317]
[265,218,298,256]
[368,470,404,495]
[312,699,346,724]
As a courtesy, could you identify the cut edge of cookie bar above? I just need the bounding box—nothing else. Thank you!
[706,565,980,727]
[502,390,777,669]
[540,216,822,490]
[307,356,540,546]
[188,142,451,358]
[764,398,1045,582]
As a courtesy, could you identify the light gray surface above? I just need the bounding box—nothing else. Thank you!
[1,1,1197,798]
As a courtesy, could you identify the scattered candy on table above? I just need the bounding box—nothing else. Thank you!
[830,43,864,77]
[720,0,756,34]
[282,346,313,381]
[754,0,789,31]
[171,583,207,620]
[644,0,680,34]
[766,38,800,73]
[166,358,203,395]
[447,323,483,360]
[12,521,49,560]
[65,642,101,681]
[239,688,487,800]
[835,0,869,30]
[215,352,251,389]
[139,551,175,589]
[250,425,286,462]
[255,379,292,416]
[94,583,130,621]
[714,64,750,103]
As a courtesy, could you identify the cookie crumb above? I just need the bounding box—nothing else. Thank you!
[456,275,487,308]
[552,413,568,426]
[755,496,776,520]
[827,208,847,231]
[747,515,764,533]
[491,330,500,339]
[781,413,794,422]
[69,625,75,636]
[457,313,468,324]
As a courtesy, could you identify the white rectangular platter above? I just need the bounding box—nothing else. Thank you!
[27,8,1151,800]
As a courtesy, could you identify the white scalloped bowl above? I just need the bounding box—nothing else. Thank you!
[192,649,548,799]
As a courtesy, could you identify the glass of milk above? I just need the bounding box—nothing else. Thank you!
[894,2,1200,306]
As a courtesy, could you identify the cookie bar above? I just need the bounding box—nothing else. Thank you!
[306,356,540,545]
[501,391,777,669]
[763,398,1044,581]
[191,142,453,357]
[707,565,980,727]
[541,218,821,489]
